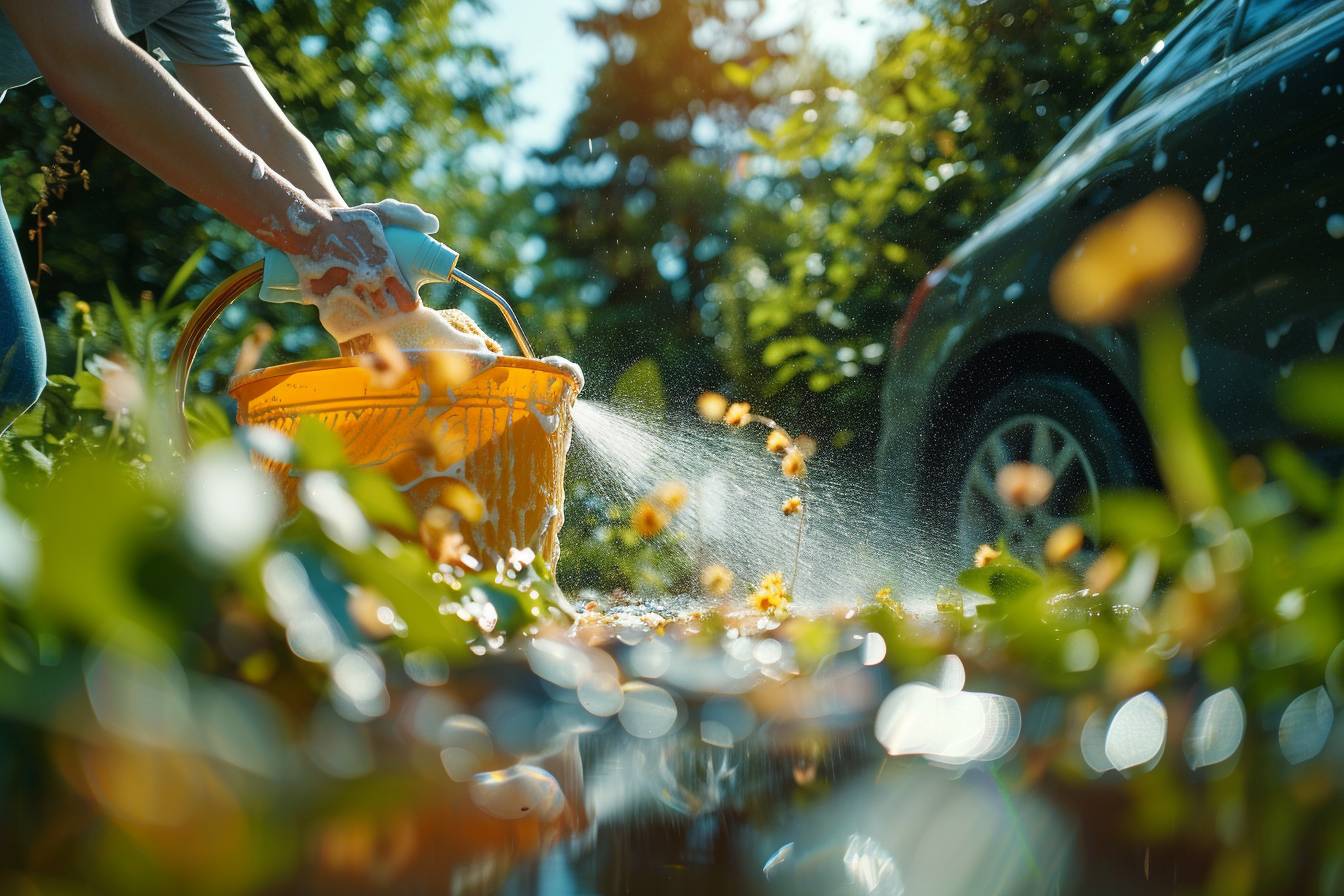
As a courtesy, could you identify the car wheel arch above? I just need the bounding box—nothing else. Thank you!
[914,330,1157,518]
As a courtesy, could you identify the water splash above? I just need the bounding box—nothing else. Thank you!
[569,399,943,613]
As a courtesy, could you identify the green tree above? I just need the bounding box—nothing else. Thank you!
[528,0,783,396]
[712,0,1197,456]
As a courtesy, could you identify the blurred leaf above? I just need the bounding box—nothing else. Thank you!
[1266,441,1332,517]
[345,469,417,533]
[611,358,666,414]
[71,371,102,411]
[1097,490,1181,546]
[957,552,1042,601]
[293,417,349,471]
[1279,361,1344,440]
[161,245,209,309]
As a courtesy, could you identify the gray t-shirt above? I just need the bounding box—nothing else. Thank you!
[0,0,248,100]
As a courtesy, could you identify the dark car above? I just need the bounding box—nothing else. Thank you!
[877,0,1344,566]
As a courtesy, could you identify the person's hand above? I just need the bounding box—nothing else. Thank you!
[352,198,439,235]
[288,206,418,339]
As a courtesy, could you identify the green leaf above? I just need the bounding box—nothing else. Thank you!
[1279,361,1344,439]
[1097,490,1180,546]
[185,397,234,444]
[1265,441,1332,517]
[293,417,350,471]
[611,358,666,414]
[161,245,209,309]
[71,371,103,411]
[345,469,417,533]
[958,555,1042,601]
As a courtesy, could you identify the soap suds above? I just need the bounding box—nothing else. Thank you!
[541,355,584,392]
[250,153,266,181]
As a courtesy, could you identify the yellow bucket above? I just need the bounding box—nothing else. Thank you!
[169,263,579,569]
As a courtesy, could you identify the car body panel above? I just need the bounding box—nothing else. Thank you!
[879,0,1344,516]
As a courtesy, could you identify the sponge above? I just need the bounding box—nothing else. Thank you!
[339,308,503,357]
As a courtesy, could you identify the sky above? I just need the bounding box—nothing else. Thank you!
[466,0,912,181]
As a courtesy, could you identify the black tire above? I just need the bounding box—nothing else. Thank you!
[926,373,1148,566]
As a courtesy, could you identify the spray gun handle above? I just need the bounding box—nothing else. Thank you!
[257,227,535,358]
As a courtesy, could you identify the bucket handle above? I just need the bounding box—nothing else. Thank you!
[167,261,537,448]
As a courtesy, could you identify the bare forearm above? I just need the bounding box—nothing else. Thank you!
[47,37,321,251]
[175,62,345,207]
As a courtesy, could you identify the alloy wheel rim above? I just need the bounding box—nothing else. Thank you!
[956,414,1101,563]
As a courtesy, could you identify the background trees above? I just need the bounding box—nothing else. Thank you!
[1,0,1195,457]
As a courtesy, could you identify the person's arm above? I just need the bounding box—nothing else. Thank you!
[174,61,345,208]
[0,0,413,309]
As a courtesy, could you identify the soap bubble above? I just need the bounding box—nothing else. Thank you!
[468,765,565,821]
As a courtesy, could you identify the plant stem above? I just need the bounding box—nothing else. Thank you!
[789,481,807,594]
[74,336,84,376]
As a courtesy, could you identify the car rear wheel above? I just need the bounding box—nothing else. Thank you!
[938,374,1143,565]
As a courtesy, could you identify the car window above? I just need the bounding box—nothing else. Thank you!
[1233,0,1329,48]
[1116,0,1238,118]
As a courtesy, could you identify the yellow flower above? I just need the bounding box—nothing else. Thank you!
[874,586,892,602]
[1050,187,1205,325]
[631,500,668,538]
[750,572,793,616]
[73,300,91,315]
[438,480,485,524]
[359,333,413,390]
[724,401,752,427]
[419,507,475,569]
[701,563,734,597]
[994,462,1053,508]
[346,586,394,640]
[973,543,1001,568]
[424,349,478,394]
[697,391,729,422]
[1044,522,1085,565]
[780,496,803,516]
[1086,547,1127,593]
[765,429,792,454]
[792,434,818,459]
[781,448,807,479]
[652,480,689,513]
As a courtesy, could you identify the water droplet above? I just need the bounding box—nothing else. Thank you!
[468,765,565,821]
[1327,214,1344,239]
[1279,75,1289,93]
[1223,214,1236,232]
[439,714,494,782]
[1238,224,1253,242]
[1203,160,1226,203]
[618,682,678,738]
[861,632,887,666]
[577,671,624,717]
[1181,346,1200,385]
[1003,282,1024,301]
[1279,687,1334,764]
[843,834,904,894]
[1104,691,1166,771]
[763,842,794,878]
[1185,688,1245,769]
[1328,47,1341,63]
